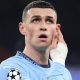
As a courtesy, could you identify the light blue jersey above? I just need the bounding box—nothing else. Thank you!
[0,51,72,80]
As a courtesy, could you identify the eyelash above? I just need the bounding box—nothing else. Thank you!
[31,19,40,22]
[31,19,54,24]
[46,19,54,23]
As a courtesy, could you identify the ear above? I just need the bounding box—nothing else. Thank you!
[55,24,61,43]
[56,24,61,30]
[19,22,26,35]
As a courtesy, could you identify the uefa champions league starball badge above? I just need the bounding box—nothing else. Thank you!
[7,69,21,80]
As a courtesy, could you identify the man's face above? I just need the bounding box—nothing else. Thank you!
[21,8,58,49]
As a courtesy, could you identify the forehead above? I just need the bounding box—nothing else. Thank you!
[27,8,57,19]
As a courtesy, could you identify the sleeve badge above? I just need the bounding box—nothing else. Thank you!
[7,69,21,80]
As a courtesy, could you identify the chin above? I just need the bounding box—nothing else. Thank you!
[36,47,47,52]
[33,44,48,52]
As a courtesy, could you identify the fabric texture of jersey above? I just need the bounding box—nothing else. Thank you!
[0,51,72,80]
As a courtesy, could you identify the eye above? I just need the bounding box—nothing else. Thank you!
[31,18,41,23]
[46,19,54,24]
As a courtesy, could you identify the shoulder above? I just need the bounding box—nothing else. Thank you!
[0,51,29,70]
[54,62,72,80]
[0,51,27,67]
[62,67,72,80]
[50,61,72,80]
[0,54,22,67]
[0,52,30,80]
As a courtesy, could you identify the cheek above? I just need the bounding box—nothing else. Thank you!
[50,25,57,37]
[26,26,34,39]
[27,27,39,43]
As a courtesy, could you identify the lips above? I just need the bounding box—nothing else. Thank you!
[38,34,48,38]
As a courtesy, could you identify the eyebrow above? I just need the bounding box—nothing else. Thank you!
[31,15,54,19]
[46,16,54,19]
[31,15,41,19]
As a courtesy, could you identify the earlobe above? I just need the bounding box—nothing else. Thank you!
[19,22,26,35]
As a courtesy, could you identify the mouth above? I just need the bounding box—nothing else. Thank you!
[38,34,48,39]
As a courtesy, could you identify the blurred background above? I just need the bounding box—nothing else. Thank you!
[0,0,80,79]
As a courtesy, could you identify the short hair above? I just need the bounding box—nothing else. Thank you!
[22,0,57,22]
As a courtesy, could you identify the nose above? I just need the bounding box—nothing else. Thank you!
[40,21,47,31]
[40,28,47,31]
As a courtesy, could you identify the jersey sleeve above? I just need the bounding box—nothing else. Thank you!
[0,65,11,80]
[0,59,30,80]
[63,67,72,80]
[49,62,72,80]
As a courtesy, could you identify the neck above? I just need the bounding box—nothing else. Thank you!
[23,44,49,65]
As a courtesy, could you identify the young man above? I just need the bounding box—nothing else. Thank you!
[0,0,72,80]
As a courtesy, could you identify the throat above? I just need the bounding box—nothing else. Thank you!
[23,46,49,65]
[32,46,49,64]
